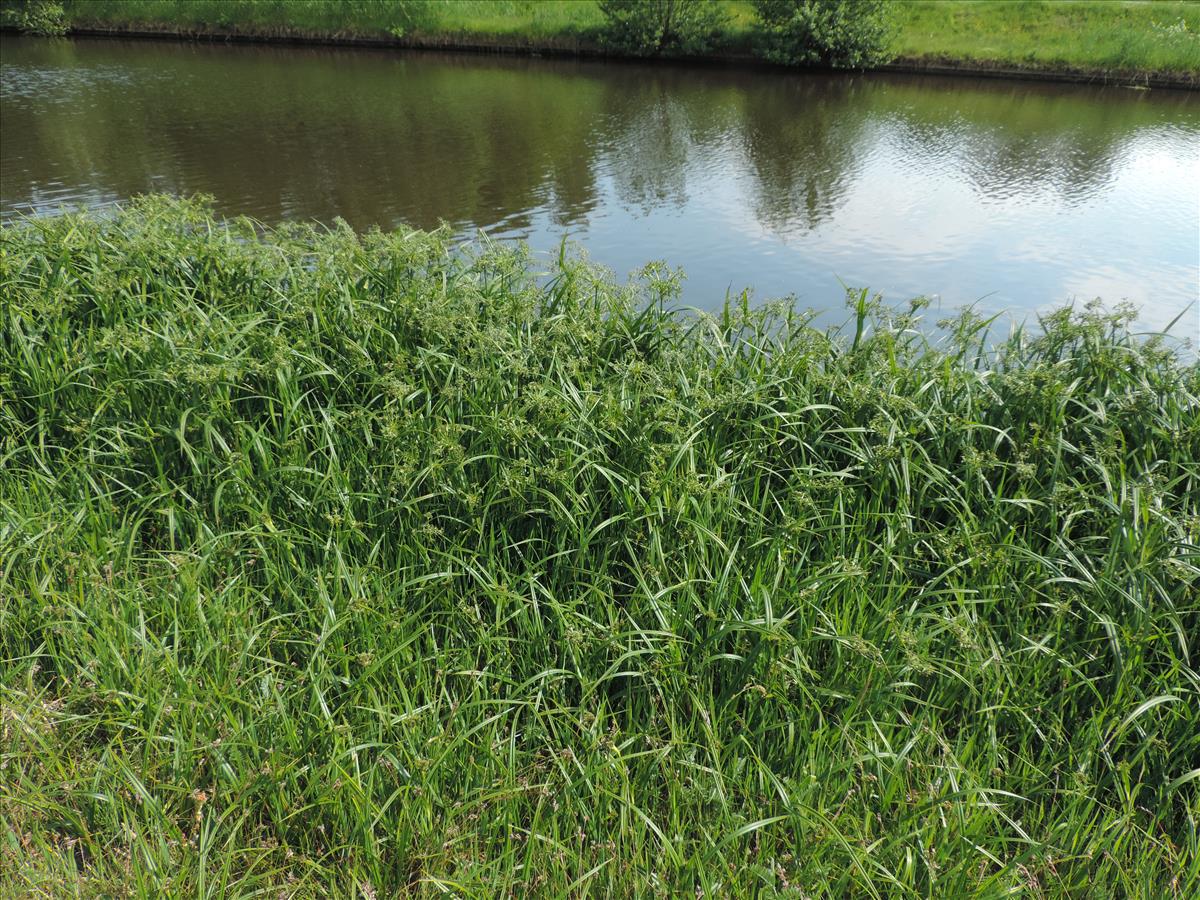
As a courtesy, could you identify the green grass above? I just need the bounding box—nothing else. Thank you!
[893,1,1200,75]
[53,0,610,40]
[2,196,1198,896]
[10,0,1199,75]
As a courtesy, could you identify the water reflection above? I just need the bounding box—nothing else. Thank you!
[739,78,872,233]
[2,35,1197,332]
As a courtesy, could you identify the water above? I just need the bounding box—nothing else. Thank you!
[3,35,1198,335]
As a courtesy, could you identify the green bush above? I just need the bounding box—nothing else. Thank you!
[598,0,729,55]
[0,0,67,34]
[753,0,896,68]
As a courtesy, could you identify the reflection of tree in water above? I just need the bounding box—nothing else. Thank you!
[4,37,1197,237]
[884,121,1125,207]
[738,76,872,234]
[604,90,692,211]
[596,69,745,213]
[1,40,610,232]
[875,79,1197,206]
[961,134,1121,205]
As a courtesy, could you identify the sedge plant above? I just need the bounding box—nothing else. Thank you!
[1,197,1197,897]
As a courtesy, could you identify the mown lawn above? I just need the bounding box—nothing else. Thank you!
[893,1,1200,74]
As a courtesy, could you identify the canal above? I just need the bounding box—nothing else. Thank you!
[2,34,1197,333]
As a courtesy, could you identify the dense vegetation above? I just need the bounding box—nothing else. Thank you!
[754,0,895,69]
[3,0,1198,76]
[2,198,1198,896]
[597,0,730,56]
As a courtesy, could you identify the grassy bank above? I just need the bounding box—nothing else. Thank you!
[6,0,1200,80]
[893,1,1200,75]
[2,197,1199,896]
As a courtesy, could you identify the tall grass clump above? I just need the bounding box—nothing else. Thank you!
[1,197,1198,897]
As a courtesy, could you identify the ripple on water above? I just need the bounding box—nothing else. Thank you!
[1,35,1197,335]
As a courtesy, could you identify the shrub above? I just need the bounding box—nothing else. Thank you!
[753,0,896,68]
[0,0,67,35]
[598,0,729,55]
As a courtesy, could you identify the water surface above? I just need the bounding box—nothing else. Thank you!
[3,35,1198,334]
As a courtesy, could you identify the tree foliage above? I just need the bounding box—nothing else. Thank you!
[0,0,67,34]
[598,0,729,55]
[753,0,896,68]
